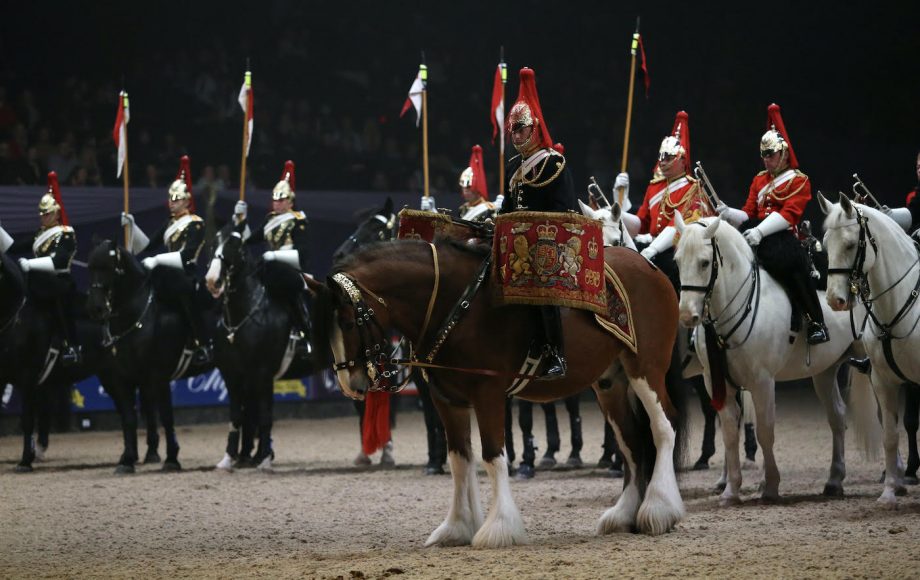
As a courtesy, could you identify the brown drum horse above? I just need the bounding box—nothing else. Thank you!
[307,237,685,546]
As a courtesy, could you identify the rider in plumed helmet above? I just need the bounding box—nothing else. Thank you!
[716,104,829,344]
[121,155,212,363]
[232,160,312,351]
[15,172,82,364]
[420,145,497,222]
[500,67,575,380]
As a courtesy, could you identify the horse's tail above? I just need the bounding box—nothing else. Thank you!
[847,367,882,462]
[666,341,689,474]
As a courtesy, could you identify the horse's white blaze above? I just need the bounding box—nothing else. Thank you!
[630,376,684,535]
[472,450,527,548]
[216,453,233,471]
[425,452,483,547]
[329,315,360,400]
[597,419,641,534]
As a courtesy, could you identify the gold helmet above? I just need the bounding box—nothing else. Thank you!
[38,172,68,223]
[168,155,194,206]
[458,167,474,188]
[272,160,296,201]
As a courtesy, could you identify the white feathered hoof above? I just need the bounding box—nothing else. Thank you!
[636,489,684,536]
[256,454,274,473]
[877,488,899,508]
[718,492,742,507]
[34,445,47,462]
[596,504,636,535]
[471,510,528,548]
[424,519,477,547]
[215,453,234,471]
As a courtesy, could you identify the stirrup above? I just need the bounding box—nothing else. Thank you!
[192,342,213,365]
[806,322,830,345]
[61,345,82,367]
[537,350,567,381]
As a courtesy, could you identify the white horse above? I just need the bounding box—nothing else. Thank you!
[819,193,920,506]
[577,200,638,250]
[673,214,879,504]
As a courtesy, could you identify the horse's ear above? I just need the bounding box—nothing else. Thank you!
[674,211,686,234]
[383,197,393,216]
[816,191,832,215]
[703,215,721,239]
[839,191,855,217]
[611,201,622,221]
[577,199,596,219]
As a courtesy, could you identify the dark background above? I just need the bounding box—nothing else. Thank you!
[1,0,919,231]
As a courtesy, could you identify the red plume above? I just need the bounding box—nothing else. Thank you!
[468,145,489,200]
[672,110,691,172]
[766,103,798,169]
[47,171,69,226]
[174,155,196,212]
[280,160,296,192]
[361,391,391,456]
[552,142,565,155]
[509,68,553,149]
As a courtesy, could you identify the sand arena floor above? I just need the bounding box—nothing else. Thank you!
[1,387,918,579]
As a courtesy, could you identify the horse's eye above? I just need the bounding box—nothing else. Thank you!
[701,260,710,269]
[844,242,856,251]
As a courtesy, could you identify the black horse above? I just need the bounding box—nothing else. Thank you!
[205,229,317,470]
[331,197,396,264]
[86,239,214,473]
[0,251,110,471]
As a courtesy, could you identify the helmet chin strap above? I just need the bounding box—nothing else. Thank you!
[513,129,540,157]
[770,150,790,176]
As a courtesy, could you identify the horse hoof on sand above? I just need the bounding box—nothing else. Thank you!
[742,459,758,471]
[718,495,741,507]
[760,493,782,504]
[161,460,182,472]
[904,475,919,486]
[597,506,636,535]
[34,445,47,461]
[712,482,727,494]
[894,485,908,497]
[822,483,845,498]
[144,451,162,464]
[14,463,33,473]
[471,516,528,548]
[636,495,684,536]
[424,521,476,548]
[692,459,710,471]
[215,454,234,471]
[114,464,135,475]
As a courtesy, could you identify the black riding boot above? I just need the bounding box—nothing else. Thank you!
[792,275,829,345]
[292,295,313,357]
[180,293,212,364]
[538,306,566,380]
[55,298,81,366]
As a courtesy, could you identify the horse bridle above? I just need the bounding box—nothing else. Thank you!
[213,233,268,342]
[90,245,154,350]
[680,225,761,349]
[827,207,920,346]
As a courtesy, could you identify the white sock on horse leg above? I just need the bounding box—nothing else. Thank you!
[424,451,482,547]
[598,419,641,534]
[472,451,527,548]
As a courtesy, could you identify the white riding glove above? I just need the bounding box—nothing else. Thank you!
[120,212,150,254]
[881,205,912,231]
[0,222,12,254]
[19,256,55,273]
[420,196,436,212]
[639,226,676,260]
[743,211,790,247]
[634,233,653,245]
[233,200,248,225]
[142,251,183,270]
[715,203,749,228]
[493,194,505,209]
[614,172,632,212]
[263,249,300,268]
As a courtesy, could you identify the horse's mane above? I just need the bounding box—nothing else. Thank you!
[332,237,488,272]
[88,239,147,279]
[675,217,755,264]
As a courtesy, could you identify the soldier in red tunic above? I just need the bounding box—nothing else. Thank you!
[625,111,714,290]
[717,104,829,344]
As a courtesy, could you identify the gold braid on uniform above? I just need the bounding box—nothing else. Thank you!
[659,180,701,223]
[768,170,809,202]
[520,154,566,188]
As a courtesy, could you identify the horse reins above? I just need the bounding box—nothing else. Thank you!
[827,208,920,382]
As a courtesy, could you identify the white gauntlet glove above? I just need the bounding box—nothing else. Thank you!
[142,252,183,270]
[493,194,505,209]
[420,196,436,212]
[634,233,653,245]
[234,200,248,225]
[0,221,12,254]
[881,206,912,231]
[263,249,300,268]
[614,172,631,212]
[639,226,676,260]
[743,211,790,247]
[715,203,749,228]
[121,212,150,254]
[19,256,55,273]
